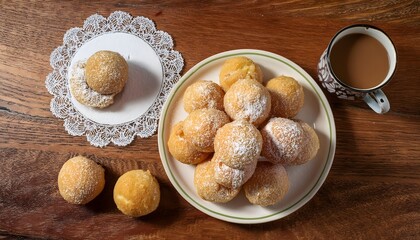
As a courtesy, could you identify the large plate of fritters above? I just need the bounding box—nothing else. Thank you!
[158,49,336,224]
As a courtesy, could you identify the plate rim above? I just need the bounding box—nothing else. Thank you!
[158,49,336,224]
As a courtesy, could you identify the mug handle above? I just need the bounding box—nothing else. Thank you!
[363,90,390,114]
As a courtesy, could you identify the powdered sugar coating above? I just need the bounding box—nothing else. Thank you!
[183,108,230,152]
[214,119,262,170]
[194,160,240,203]
[183,80,225,113]
[58,156,105,204]
[261,117,306,164]
[293,120,320,165]
[213,154,257,189]
[69,60,116,108]
[224,78,271,126]
[244,161,289,206]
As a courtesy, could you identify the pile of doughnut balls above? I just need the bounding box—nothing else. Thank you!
[168,56,319,206]
[58,156,160,217]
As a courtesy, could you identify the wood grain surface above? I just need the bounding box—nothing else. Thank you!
[1,1,419,239]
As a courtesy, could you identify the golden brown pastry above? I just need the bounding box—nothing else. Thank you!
[85,50,128,95]
[219,56,263,92]
[260,117,306,165]
[213,119,262,170]
[292,120,320,165]
[266,76,304,118]
[194,160,240,203]
[183,80,225,113]
[69,61,116,108]
[57,156,105,204]
[224,78,271,127]
[167,121,210,164]
[113,170,160,217]
[213,154,257,189]
[244,161,289,206]
[183,108,230,152]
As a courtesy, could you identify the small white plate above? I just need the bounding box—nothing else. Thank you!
[158,49,336,224]
[68,32,164,125]
[46,11,183,147]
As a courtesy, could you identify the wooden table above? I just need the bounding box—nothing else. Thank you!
[1,1,419,239]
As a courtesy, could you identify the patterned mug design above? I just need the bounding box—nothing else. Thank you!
[317,49,363,100]
[317,24,396,114]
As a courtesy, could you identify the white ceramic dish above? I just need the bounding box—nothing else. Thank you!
[45,11,183,147]
[68,32,164,125]
[158,49,336,224]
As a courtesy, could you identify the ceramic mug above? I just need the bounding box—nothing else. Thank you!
[317,24,397,114]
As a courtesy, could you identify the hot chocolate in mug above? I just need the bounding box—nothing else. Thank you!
[318,24,397,114]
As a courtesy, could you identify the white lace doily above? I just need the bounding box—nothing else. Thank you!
[45,11,184,147]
